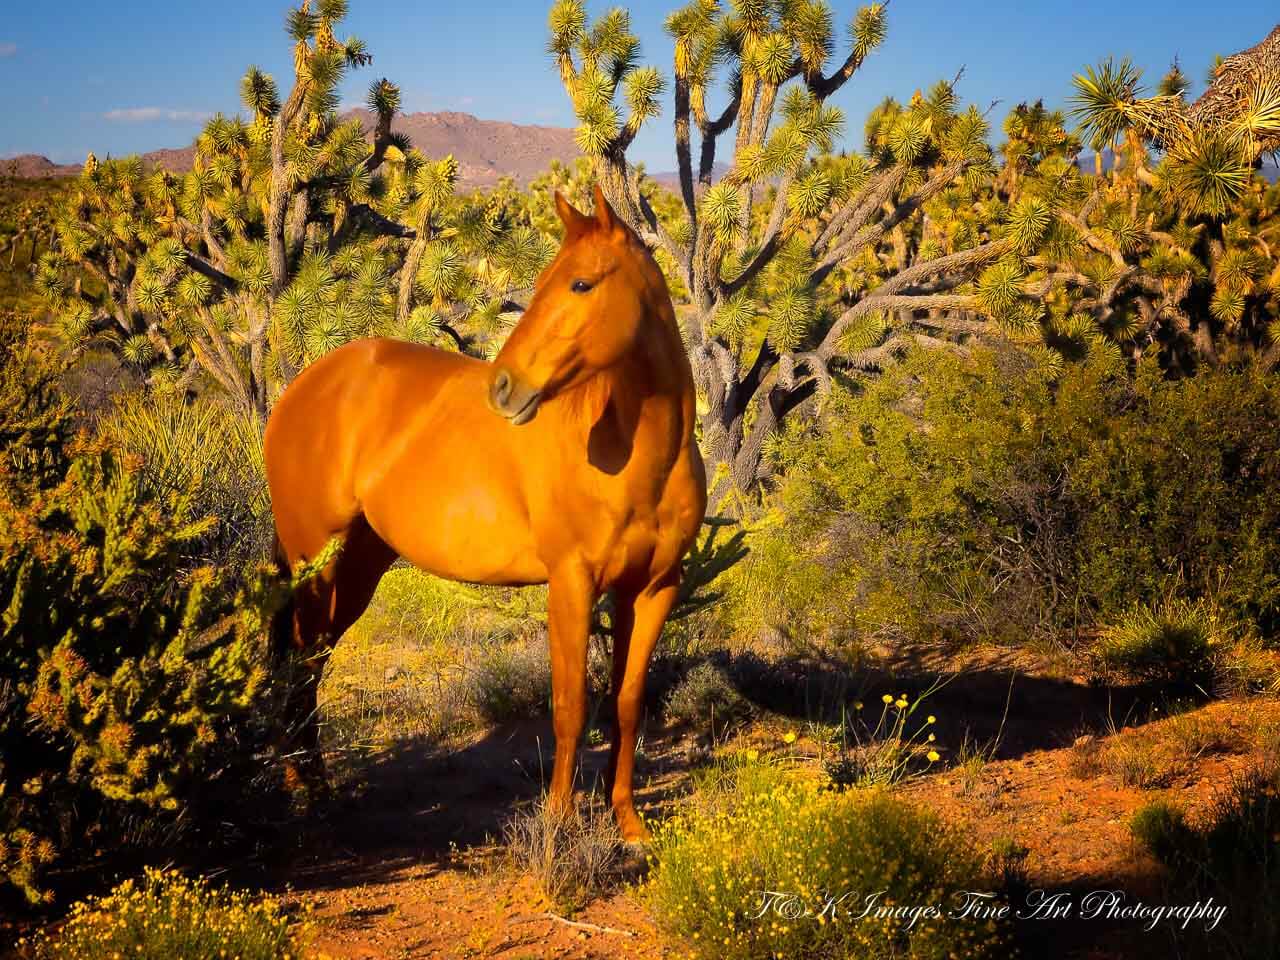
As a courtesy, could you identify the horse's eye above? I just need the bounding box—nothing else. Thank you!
[571,279,593,294]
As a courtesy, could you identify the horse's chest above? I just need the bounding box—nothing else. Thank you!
[574,478,697,588]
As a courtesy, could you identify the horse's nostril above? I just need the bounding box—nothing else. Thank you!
[492,369,512,406]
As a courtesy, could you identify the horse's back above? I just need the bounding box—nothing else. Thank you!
[264,338,489,562]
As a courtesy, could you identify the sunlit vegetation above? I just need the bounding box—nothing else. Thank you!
[3,2,1280,959]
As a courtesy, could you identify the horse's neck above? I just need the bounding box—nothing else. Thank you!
[553,320,692,468]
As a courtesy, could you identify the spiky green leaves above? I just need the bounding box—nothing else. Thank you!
[977,259,1026,318]
[1006,196,1053,254]
[557,6,660,154]
[414,155,460,211]
[241,67,280,120]
[887,113,929,164]
[942,106,991,165]
[787,170,833,219]
[122,335,156,366]
[714,291,756,346]
[1163,129,1252,217]
[784,0,835,72]
[702,182,743,238]
[767,286,814,351]
[286,6,318,43]
[624,66,666,133]
[318,0,348,20]
[549,0,588,58]
[1070,57,1142,150]
[367,78,400,119]
[746,32,794,84]
[851,3,887,61]
[1158,61,1190,99]
[782,87,844,152]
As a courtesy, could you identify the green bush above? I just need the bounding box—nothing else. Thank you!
[1130,797,1194,866]
[0,335,277,903]
[644,757,1008,959]
[663,661,751,737]
[17,867,312,960]
[1094,598,1233,683]
[466,637,552,725]
[100,391,272,566]
[723,347,1280,652]
[1131,769,1280,958]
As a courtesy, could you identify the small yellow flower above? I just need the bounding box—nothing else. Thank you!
[928,733,936,742]
[745,749,759,762]
[927,715,936,724]
[882,694,894,704]
[927,750,940,762]
[782,731,797,744]
[894,698,908,709]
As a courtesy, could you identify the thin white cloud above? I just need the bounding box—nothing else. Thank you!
[0,43,17,58]
[103,107,210,123]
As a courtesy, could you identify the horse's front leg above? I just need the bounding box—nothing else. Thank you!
[606,572,680,842]
[546,561,595,817]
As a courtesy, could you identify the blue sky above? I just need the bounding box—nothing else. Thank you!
[0,1,1276,171]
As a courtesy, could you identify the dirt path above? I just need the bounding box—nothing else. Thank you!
[266,663,1280,958]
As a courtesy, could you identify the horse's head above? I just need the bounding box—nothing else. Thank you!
[488,184,659,425]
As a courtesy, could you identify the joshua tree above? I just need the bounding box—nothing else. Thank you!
[547,0,1062,506]
[36,0,550,419]
[1057,47,1280,372]
[1070,25,1280,218]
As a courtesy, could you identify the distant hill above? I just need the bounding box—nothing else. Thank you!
[2,155,83,178]
[7,124,1271,191]
[344,108,579,187]
[1,110,584,189]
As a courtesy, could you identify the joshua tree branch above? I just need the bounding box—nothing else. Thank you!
[819,292,983,360]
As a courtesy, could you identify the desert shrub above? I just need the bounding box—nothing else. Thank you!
[1093,598,1230,684]
[1063,362,1280,632]
[319,567,550,747]
[644,757,1008,960]
[1162,708,1245,757]
[100,391,272,566]
[502,796,627,910]
[1102,736,1179,789]
[663,661,751,737]
[466,637,553,725]
[1067,734,1105,779]
[722,348,1280,653]
[1130,797,1194,867]
[0,338,277,903]
[17,867,312,960]
[821,691,943,788]
[1132,768,1280,958]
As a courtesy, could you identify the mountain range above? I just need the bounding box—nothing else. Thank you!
[4,110,607,189]
[4,110,1276,187]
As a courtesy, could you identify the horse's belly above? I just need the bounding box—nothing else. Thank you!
[362,470,548,587]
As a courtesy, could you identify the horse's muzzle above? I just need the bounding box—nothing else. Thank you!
[488,367,542,425]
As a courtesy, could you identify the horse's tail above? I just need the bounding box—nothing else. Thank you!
[270,531,296,663]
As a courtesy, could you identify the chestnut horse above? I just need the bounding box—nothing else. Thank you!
[263,186,706,840]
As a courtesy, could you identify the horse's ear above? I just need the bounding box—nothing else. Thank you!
[554,191,591,238]
[593,183,620,233]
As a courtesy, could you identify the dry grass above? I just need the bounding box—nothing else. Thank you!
[1162,708,1246,758]
[320,566,550,753]
[1103,736,1180,788]
[502,796,629,911]
[1067,734,1106,779]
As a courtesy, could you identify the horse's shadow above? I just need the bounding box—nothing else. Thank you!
[273,647,1187,899]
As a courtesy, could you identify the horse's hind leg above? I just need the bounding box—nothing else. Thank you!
[275,514,398,801]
